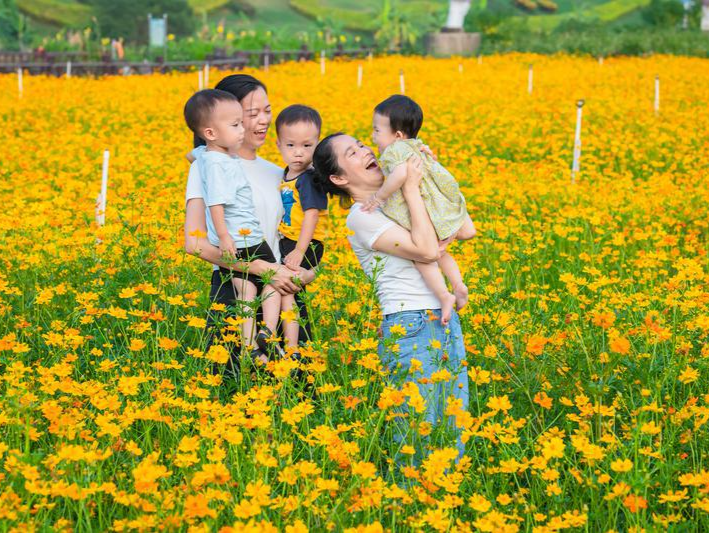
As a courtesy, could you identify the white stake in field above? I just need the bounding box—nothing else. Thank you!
[654,75,660,115]
[17,67,23,98]
[399,69,405,94]
[357,64,363,88]
[96,150,110,227]
[528,64,533,95]
[571,100,584,184]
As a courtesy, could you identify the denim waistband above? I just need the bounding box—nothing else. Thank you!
[383,308,439,320]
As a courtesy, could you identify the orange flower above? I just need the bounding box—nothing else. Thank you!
[609,335,631,355]
[157,337,179,350]
[352,461,377,479]
[623,494,647,513]
[183,493,216,519]
[132,453,170,494]
[128,339,146,352]
[526,334,547,356]
[205,344,230,364]
[534,391,553,409]
[188,229,207,238]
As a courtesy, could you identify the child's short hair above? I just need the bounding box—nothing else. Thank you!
[275,104,322,136]
[374,95,423,139]
[184,89,238,134]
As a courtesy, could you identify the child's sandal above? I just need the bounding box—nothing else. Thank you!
[255,327,286,359]
[249,347,268,366]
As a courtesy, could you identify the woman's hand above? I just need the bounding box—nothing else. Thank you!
[402,155,423,195]
[268,265,303,295]
[297,267,316,286]
[419,144,437,161]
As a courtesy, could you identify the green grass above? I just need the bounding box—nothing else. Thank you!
[207,0,319,32]
[510,0,652,30]
[289,0,380,31]
[289,0,448,32]
[519,0,610,14]
[187,0,232,13]
[17,0,92,28]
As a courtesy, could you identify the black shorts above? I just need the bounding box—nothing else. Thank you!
[218,241,277,289]
[279,237,324,270]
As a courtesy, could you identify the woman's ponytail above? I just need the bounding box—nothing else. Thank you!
[312,133,351,208]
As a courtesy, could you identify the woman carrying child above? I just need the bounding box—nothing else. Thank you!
[183,75,317,372]
[366,95,476,326]
[313,133,470,460]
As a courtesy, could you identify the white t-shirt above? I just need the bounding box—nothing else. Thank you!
[185,154,284,263]
[347,203,440,316]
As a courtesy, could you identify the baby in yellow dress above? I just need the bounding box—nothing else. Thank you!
[364,95,476,324]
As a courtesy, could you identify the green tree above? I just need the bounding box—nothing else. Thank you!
[374,0,423,52]
[642,0,685,26]
[0,0,20,48]
[88,0,195,42]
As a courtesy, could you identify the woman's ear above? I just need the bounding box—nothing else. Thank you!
[330,174,348,188]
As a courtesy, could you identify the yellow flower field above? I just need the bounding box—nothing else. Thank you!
[0,54,708,531]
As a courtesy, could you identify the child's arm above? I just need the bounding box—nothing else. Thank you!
[284,209,320,270]
[361,161,408,212]
[209,204,237,260]
[186,145,205,164]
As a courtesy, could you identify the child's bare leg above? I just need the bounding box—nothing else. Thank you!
[253,285,287,361]
[456,216,476,241]
[232,277,258,349]
[259,284,281,334]
[438,250,468,311]
[281,293,299,349]
[415,261,456,326]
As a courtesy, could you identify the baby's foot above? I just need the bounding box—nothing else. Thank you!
[453,283,469,311]
[440,292,456,326]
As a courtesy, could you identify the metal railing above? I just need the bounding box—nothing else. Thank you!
[0,45,372,76]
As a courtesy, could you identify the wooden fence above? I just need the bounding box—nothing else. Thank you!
[0,45,372,76]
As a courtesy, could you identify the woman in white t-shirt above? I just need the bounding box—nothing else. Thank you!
[312,133,470,460]
[183,75,315,372]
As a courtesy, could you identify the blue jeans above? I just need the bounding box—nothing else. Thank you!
[379,309,469,460]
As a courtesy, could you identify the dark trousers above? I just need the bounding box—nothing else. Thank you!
[279,237,324,270]
[205,268,313,376]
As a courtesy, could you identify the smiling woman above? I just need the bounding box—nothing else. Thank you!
[313,133,470,460]
[183,74,318,373]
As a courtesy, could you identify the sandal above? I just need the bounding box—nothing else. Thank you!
[250,347,269,366]
[255,327,286,359]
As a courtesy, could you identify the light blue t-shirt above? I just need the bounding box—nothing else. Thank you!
[194,147,264,248]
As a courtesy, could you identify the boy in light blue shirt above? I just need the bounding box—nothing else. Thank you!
[185,89,294,363]
[197,148,264,249]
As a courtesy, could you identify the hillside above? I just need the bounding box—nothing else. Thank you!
[16,0,655,32]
